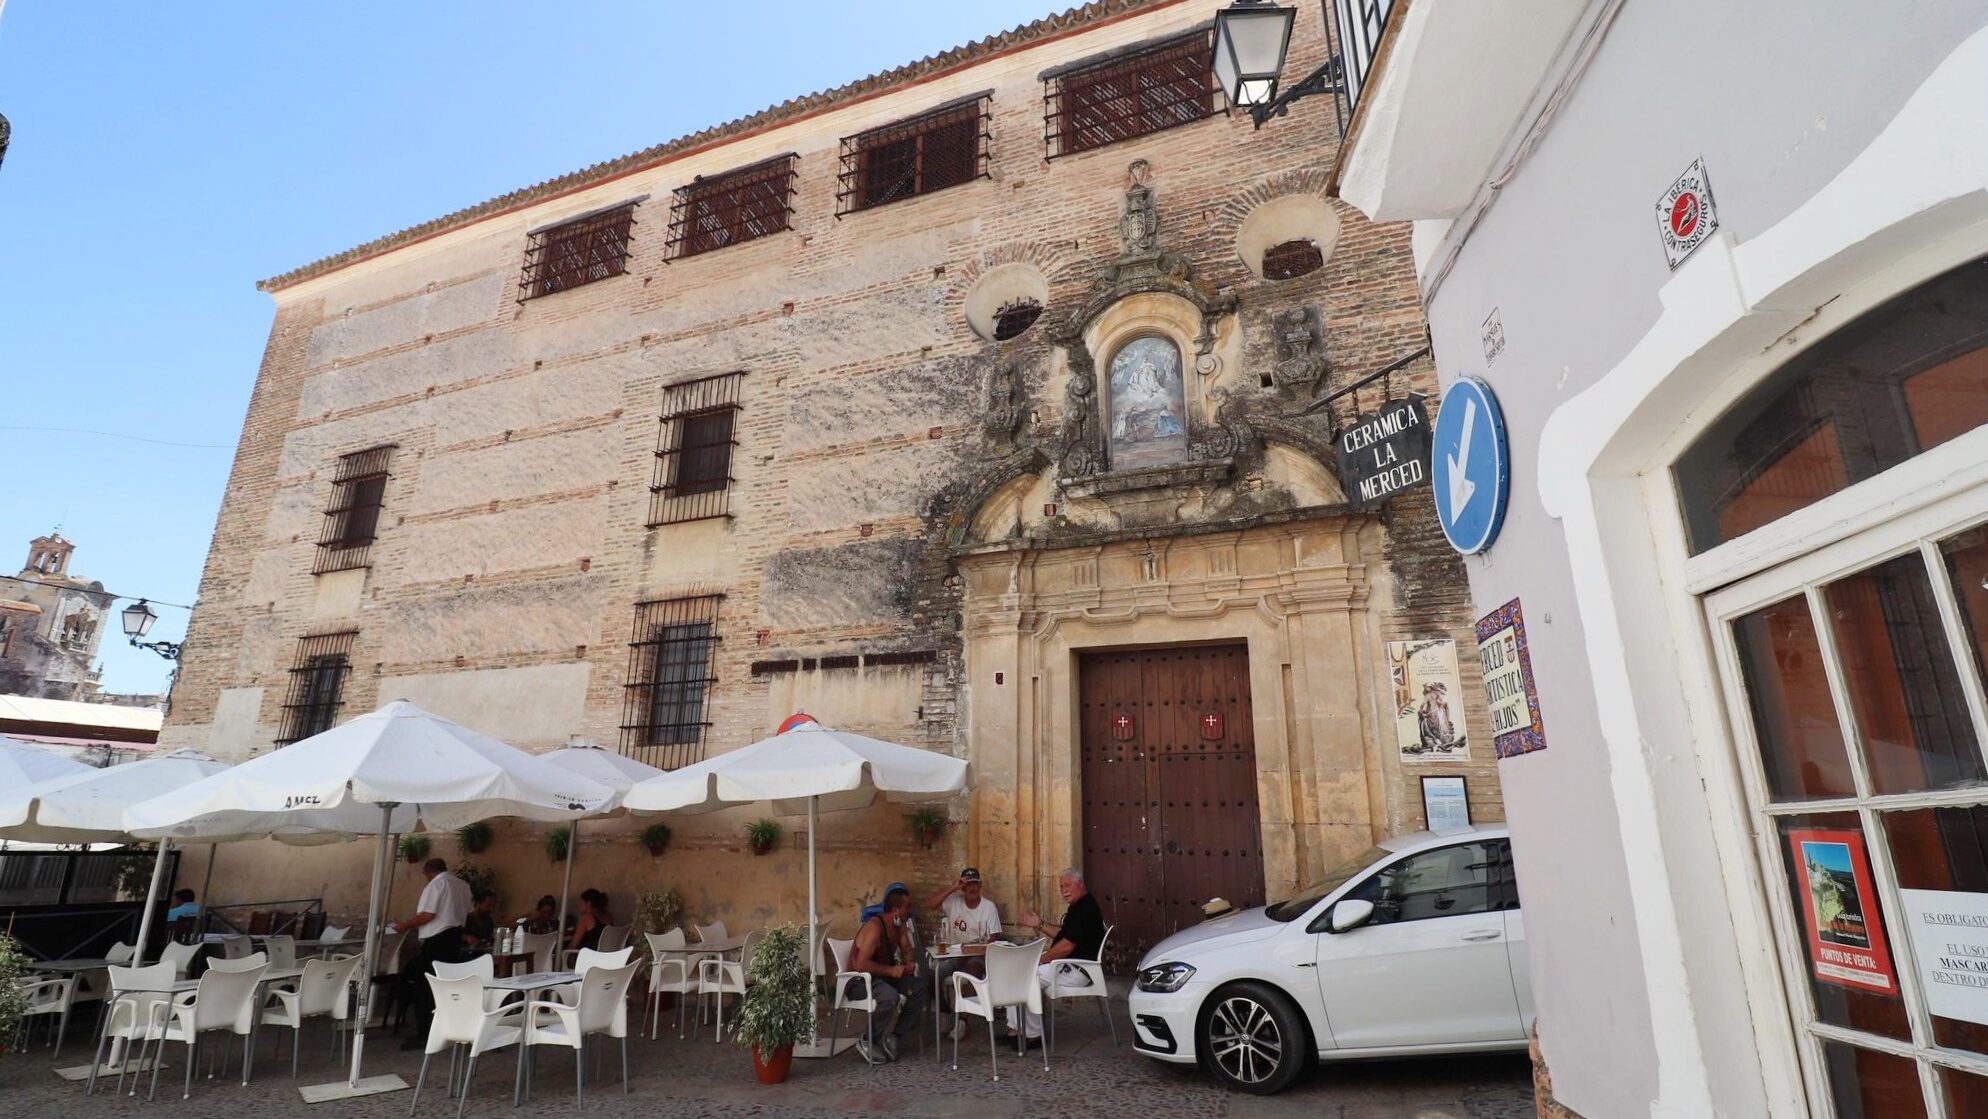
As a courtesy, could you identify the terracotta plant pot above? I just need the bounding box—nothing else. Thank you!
[752,1043,794,1084]
[749,837,776,856]
[644,842,668,857]
[916,826,940,848]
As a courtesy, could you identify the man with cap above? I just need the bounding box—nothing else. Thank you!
[925,867,1002,1034]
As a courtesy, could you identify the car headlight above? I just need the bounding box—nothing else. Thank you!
[1136,961,1197,993]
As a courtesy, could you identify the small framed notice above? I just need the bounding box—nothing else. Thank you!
[1421,775,1471,834]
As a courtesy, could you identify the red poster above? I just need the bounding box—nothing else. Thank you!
[1786,829,1896,994]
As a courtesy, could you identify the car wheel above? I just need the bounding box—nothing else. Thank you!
[1197,981,1308,1095]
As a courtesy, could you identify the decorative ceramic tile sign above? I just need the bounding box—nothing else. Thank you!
[1389,638,1467,762]
[1339,396,1431,508]
[1656,157,1719,270]
[1474,598,1547,758]
[1899,888,1988,1026]
[1107,334,1187,470]
[1787,828,1897,994]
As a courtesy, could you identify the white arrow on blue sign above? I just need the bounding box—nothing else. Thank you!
[1429,376,1510,555]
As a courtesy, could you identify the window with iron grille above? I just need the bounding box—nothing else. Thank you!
[519,202,638,300]
[1044,32,1216,157]
[1261,239,1324,280]
[276,631,356,746]
[621,596,722,768]
[648,373,743,526]
[667,155,797,260]
[836,95,991,215]
[314,445,396,575]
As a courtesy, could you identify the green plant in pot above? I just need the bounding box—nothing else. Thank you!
[907,806,946,848]
[454,862,497,899]
[457,820,493,855]
[0,934,28,1052]
[744,819,780,856]
[398,833,430,865]
[732,924,811,1083]
[639,823,672,857]
[544,826,570,864]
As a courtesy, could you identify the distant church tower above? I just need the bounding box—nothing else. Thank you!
[0,533,115,700]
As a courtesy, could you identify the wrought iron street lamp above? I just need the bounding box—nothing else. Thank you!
[122,599,181,660]
[1212,0,1341,129]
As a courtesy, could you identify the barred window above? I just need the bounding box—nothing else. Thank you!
[1261,239,1324,280]
[648,373,743,526]
[314,445,395,575]
[1045,32,1216,157]
[519,202,638,300]
[621,596,722,768]
[837,95,991,215]
[277,631,356,746]
[668,155,797,259]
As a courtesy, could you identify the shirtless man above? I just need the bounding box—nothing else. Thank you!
[847,885,926,1062]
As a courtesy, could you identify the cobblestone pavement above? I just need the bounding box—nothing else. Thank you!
[2,1006,1535,1119]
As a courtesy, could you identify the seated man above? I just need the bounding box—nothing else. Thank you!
[461,889,498,950]
[165,888,201,923]
[924,867,1000,1032]
[846,885,926,1063]
[1008,866,1105,1046]
[520,895,558,935]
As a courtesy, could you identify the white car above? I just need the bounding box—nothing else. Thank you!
[1127,825,1533,1094]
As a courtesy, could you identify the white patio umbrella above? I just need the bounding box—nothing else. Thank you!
[0,736,94,830]
[620,716,968,1054]
[126,699,614,1103]
[536,740,663,947]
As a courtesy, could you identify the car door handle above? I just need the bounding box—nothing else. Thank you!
[1461,930,1501,942]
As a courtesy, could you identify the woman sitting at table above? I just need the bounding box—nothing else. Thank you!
[568,888,613,953]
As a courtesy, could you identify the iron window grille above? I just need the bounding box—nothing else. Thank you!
[648,373,743,526]
[667,155,798,260]
[519,202,638,300]
[1261,239,1325,280]
[992,299,1045,341]
[1044,31,1216,158]
[621,596,723,768]
[276,631,357,746]
[314,444,396,575]
[836,95,991,216]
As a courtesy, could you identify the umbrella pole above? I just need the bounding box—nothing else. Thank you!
[348,806,395,1086]
[130,837,172,968]
[808,794,819,1045]
[199,842,218,926]
[555,819,576,949]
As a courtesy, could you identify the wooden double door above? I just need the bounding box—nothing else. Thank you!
[1079,643,1265,972]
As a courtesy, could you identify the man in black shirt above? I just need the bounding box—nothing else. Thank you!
[1010,866,1105,1044]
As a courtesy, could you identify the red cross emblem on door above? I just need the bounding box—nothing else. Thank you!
[1111,713,1135,741]
[1200,711,1224,740]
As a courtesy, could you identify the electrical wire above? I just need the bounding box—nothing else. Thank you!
[0,572,192,610]
[0,426,228,450]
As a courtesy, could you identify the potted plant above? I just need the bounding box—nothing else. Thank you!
[456,820,493,855]
[732,924,811,1084]
[0,934,28,1053]
[398,833,430,865]
[640,823,673,857]
[744,819,780,856]
[907,806,946,848]
[544,826,570,864]
[453,862,497,899]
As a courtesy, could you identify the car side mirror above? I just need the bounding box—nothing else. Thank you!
[1329,898,1375,933]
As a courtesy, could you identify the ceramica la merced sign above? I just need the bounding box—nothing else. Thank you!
[1338,395,1431,507]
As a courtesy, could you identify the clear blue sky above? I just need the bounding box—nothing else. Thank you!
[0,1,1068,695]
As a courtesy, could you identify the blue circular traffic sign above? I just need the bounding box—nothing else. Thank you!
[1429,376,1509,555]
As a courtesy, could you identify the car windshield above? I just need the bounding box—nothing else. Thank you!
[1264,845,1391,922]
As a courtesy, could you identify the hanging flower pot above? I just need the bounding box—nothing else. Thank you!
[640,823,672,858]
[751,1043,795,1084]
[908,807,945,849]
[545,826,570,864]
[745,819,780,857]
[456,820,493,855]
[398,833,430,865]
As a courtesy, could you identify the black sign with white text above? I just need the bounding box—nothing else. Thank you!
[1337,396,1431,508]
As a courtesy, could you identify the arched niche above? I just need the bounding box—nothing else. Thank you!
[1084,291,1206,473]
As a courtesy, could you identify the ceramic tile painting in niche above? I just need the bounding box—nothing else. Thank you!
[1108,335,1187,469]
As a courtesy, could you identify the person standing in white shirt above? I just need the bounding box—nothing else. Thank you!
[924,867,1001,1033]
[392,857,470,1047]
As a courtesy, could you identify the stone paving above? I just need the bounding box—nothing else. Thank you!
[1,1005,1536,1119]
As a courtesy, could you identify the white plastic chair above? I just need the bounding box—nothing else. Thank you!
[86,962,175,1097]
[260,953,362,1076]
[17,973,76,1054]
[410,973,524,1119]
[264,934,298,970]
[320,924,350,943]
[1046,923,1118,1052]
[147,953,269,1100]
[597,924,629,952]
[694,929,760,1041]
[432,956,511,1012]
[375,928,411,975]
[105,940,136,964]
[952,938,1048,1080]
[519,931,558,975]
[522,961,639,1103]
[693,921,727,943]
[642,930,697,1040]
[158,940,200,980]
[547,947,633,1007]
[824,936,882,1063]
[216,934,252,960]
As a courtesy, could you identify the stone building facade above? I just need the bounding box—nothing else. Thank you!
[1,534,113,701]
[164,0,1501,960]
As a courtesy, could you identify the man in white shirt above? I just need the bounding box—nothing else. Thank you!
[924,867,1002,1033]
[393,857,470,1047]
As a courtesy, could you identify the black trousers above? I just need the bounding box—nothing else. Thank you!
[401,926,464,1029]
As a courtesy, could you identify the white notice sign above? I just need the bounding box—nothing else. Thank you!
[1899,887,1988,1027]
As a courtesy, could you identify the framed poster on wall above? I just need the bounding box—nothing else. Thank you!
[1389,639,1468,762]
[1786,828,1897,994]
[1421,775,1471,834]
